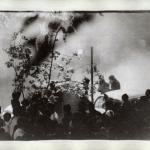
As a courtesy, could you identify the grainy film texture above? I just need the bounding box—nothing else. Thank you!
[0,12,150,140]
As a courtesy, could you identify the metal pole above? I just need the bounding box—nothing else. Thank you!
[91,47,94,104]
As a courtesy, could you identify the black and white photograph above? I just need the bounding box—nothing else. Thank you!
[1,11,150,141]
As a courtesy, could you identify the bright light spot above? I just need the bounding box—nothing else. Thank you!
[77,49,83,55]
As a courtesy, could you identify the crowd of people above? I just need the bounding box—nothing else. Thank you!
[0,81,150,140]
[101,89,150,139]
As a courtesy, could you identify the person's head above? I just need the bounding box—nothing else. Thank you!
[109,75,115,83]
[50,81,55,90]
[34,91,41,99]
[12,90,21,100]
[145,89,150,98]
[99,75,104,80]
[83,77,90,84]
[3,112,11,122]
[63,104,71,114]
[99,75,105,83]
[48,21,61,32]
[122,94,129,102]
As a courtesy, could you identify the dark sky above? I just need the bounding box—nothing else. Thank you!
[0,12,150,109]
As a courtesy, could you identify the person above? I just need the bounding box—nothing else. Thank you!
[62,104,72,136]
[71,97,90,138]
[122,93,130,108]
[109,75,120,91]
[50,81,57,92]
[9,116,19,139]
[11,89,22,117]
[13,117,32,140]
[145,89,150,101]
[48,103,59,124]
[82,77,90,95]
[42,102,60,139]
[138,89,150,128]
[2,112,11,134]
[102,95,114,111]
[0,127,10,140]
[86,102,103,138]
[98,75,109,94]
[121,94,134,138]
[0,107,4,128]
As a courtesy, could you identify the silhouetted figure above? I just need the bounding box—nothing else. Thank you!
[0,128,10,140]
[122,94,130,110]
[12,116,33,140]
[62,104,72,137]
[121,93,135,138]
[3,112,11,134]
[82,77,90,95]
[86,102,102,138]
[71,96,90,138]
[109,75,120,91]
[98,75,109,94]
[138,89,150,129]
[0,107,4,128]
[11,90,22,117]
[145,89,150,101]
[50,81,56,92]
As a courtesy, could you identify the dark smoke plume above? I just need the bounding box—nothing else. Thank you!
[20,14,39,32]
[21,13,95,66]
[34,13,94,65]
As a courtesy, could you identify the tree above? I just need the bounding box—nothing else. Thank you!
[4,12,98,101]
[5,32,86,100]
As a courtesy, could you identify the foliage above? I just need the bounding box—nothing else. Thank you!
[4,32,85,99]
[4,12,98,101]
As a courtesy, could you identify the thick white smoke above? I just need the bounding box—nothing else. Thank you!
[60,13,150,97]
[1,12,150,108]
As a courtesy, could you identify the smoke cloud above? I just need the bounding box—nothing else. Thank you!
[59,13,150,97]
[1,12,150,108]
